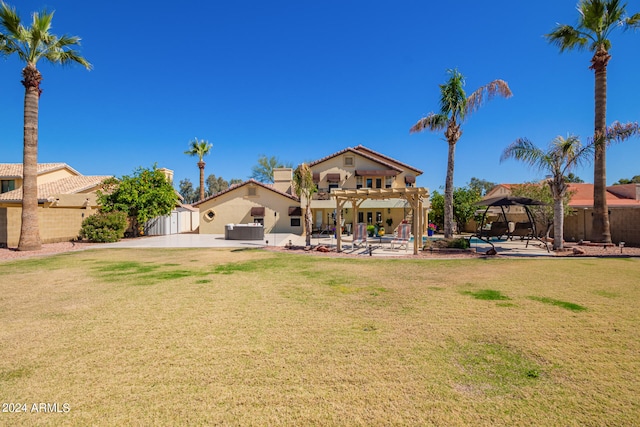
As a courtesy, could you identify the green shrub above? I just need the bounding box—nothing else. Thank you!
[448,237,470,249]
[80,211,127,243]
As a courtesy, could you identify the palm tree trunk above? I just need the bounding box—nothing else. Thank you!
[305,204,312,247]
[17,64,42,251]
[444,141,455,239]
[198,161,205,201]
[552,196,564,251]
[590,46,612,243]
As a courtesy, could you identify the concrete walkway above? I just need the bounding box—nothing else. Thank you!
[100,233,554,258]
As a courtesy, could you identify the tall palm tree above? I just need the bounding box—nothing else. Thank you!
[410,69,512,238]
[184,138,212,201]
[0,2,91,251]
[292,163,317,247]
[546,0,640,243]
[501,135,592,250]
[501,122,638,250]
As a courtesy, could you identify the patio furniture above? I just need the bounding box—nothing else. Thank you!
[510,221,535,245]
[472,196,550,252]
[390,223,411,251]
[224,223,264,240]
[352,223,367,248]
[479,221,509,240]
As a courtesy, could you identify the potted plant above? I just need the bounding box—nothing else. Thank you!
[367,224,375,237]
[386,218,393,228]
[427,223,437,237]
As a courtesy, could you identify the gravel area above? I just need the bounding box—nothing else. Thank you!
[1,240,638,262]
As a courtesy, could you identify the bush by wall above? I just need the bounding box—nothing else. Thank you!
[80,211,127,243]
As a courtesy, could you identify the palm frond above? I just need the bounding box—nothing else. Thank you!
[0,1,21,36]
[438,68,466,118]
[409,113,447,133]
[466,79,512,116]
[500,138,547,169]
[604,121,640,144]
[624,12,640,29]
[545,24,591,51]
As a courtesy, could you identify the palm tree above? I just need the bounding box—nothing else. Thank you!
[0,2,91,251]
[292,163,317,247]
[410,69,512,238]
[546,0,640,243]
[501,122,638,250]
[501,135,592,250]
[184,138,212,201]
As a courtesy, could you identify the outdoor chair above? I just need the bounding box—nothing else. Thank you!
[478,221,509,240]
[352,223,367,248]
[510,222,534,240]
[390,223,411,251]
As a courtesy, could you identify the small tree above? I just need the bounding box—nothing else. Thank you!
[98,165,179,237]
[178,178,197,204]
[206,174,229,196]
[292,163,317,247]
[251,155,293,183]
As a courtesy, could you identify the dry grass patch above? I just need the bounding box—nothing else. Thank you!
[0,249,639,425]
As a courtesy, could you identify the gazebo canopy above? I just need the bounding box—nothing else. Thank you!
[476,196,546,207]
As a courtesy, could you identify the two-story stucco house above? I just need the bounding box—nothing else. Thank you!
[194,145,428,238]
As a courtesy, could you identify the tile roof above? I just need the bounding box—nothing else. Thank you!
[352,145,423,174]
[308,146,403,172]
[192,179,299,207]
[0,163,80,178]
[0,175,111,202]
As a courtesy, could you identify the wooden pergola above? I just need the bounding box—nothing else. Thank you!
[331,187,429,255]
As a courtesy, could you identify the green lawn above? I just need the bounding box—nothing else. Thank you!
[1,249,639,426]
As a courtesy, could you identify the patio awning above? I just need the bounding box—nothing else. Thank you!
[312,172,320,183]
[404,175,416,184]
[326,173,341,182]
[250,207,265,216]
[288,206,302,216]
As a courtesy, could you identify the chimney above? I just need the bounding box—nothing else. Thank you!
[273,168,293,194]
[158,168,174,184]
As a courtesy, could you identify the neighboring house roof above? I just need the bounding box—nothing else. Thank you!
[485,183,640,208]
[308,145,418,174]
[566,183,640,208]
[0,175,110,203]
[0,163,81,178]
[192,179,299,207]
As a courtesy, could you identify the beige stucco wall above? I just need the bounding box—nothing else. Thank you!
[564,207,640,245]
[0,204,97,247]
[37,168,78,185]
[311,153,416,192]
[198,183,302,235]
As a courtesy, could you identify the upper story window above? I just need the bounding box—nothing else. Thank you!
[375,178,382,189]
[344,156,354,167]
[356,176,363,189]
[248,186,257,196]
[366,178,373,188]
[385,176,393,188]
[1,180,15,194]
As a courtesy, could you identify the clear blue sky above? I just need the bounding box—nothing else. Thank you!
[2,0,639,193]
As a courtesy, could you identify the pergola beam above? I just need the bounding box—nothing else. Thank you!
[331,187,429,255]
